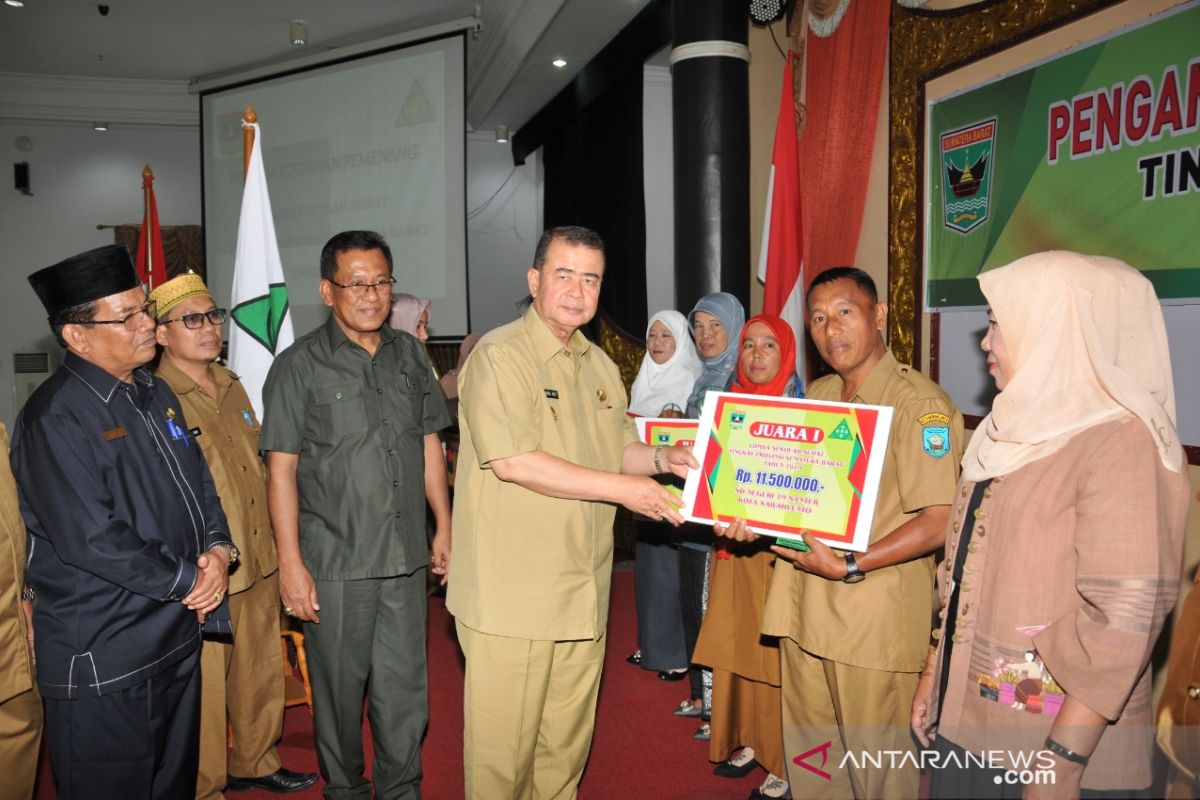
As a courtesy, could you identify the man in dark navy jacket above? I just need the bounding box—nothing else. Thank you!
[12,244,236,800]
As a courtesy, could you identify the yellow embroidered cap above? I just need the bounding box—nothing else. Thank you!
[149,271,211,319]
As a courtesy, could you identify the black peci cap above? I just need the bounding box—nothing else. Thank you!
[28,244,141,319]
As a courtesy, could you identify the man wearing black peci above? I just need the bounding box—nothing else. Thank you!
[14,243,235,799]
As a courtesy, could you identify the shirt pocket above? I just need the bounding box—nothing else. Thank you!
[387,371,426,429]
[593,395,626,467]
[312,383,368,439]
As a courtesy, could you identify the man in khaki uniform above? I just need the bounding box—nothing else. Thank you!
[726,267,963,799]
[0,422,41,800]
[447,226,696,799]
[151,273,317,798]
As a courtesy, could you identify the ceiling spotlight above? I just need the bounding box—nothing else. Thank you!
[552,58,567,68]
[749,0,790,24]
[495,125,509,144]
[92,122,109,132]
[4,0,26,7]
[289,19,308,46]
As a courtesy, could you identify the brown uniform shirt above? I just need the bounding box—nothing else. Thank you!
[0,423,35,704]
[446,308,637,641]
[156,361,277,593]
[762,351,964,672]
[930,416,1188,791]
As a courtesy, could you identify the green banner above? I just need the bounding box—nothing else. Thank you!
[925,3,1200,309]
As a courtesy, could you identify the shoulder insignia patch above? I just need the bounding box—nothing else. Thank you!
[919,412,950,426]
[923,425,950,458]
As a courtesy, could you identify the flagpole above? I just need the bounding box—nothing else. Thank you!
[242,104,256,182]
[141,164,155,290]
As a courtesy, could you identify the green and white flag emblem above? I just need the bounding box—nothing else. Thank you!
[229,122,294,418]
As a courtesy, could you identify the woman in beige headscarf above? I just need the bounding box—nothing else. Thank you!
[389,293,431,342]
[910,251,1189,798]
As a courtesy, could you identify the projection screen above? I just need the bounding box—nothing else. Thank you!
[201,33,467,338]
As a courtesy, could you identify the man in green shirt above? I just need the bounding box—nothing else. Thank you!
[260,230,451,800]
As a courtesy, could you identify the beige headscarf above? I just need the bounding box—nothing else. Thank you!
[961,251,1180,481]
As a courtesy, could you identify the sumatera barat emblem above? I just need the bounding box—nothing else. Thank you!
[940,118,996,234]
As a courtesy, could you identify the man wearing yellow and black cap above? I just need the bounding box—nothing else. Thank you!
[14,243,235,800]
[150,272,317,798]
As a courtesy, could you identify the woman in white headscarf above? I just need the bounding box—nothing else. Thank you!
[629,310,703,419]
[910,251,1189,798]
[627,311,703,677]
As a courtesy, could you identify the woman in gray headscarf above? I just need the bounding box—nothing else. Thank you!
[685,293,745,418]
[676,292,745,737]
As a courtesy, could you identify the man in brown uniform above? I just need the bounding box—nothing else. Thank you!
[724,267,963,799]
[151,273,317,797]
[0,421,41,800]
[447,226,696,799]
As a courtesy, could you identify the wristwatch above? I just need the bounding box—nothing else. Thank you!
[842,553,865,583]
[210,542,240,566]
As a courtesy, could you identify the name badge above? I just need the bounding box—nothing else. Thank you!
[102,426,128,442]
[544,389,559,399]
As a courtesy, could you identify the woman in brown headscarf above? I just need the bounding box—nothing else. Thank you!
[911,251,1190,798]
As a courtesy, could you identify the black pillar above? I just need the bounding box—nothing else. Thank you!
[672,0,750,315]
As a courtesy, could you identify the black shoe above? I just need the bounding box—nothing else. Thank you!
[227,768,319,794]
[626,649,642,666]
[657,669,688,681]
[714,749,759,778]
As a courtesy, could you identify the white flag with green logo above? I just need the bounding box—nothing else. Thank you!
[229,121,294,419]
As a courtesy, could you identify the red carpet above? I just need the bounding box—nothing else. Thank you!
[34,564,759,799]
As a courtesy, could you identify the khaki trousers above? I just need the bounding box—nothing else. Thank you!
[781,639,920,800]
[457,622,605,800]
[197,572,284,800]
[0,686,42,800]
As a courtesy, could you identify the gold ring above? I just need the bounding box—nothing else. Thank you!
[284,606,294,616]
[213,591,223,601]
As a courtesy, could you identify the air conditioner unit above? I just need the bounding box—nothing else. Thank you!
[13,351,56,414]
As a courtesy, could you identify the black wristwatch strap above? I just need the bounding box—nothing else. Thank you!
[1044,736,1090,766]
[842,553,865,583]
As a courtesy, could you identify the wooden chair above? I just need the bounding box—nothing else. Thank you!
[281,628,313,715]
[227,625,314,746]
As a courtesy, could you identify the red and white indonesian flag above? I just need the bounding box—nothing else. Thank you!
[229,122,294,419]
[136,166,168,291]
[757,53,806,375]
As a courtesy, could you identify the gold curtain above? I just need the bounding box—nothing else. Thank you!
[111,225,205,280]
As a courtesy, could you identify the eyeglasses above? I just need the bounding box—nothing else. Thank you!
[326,277,397,298]
[159,308,228,330]
[87,300,158,331]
